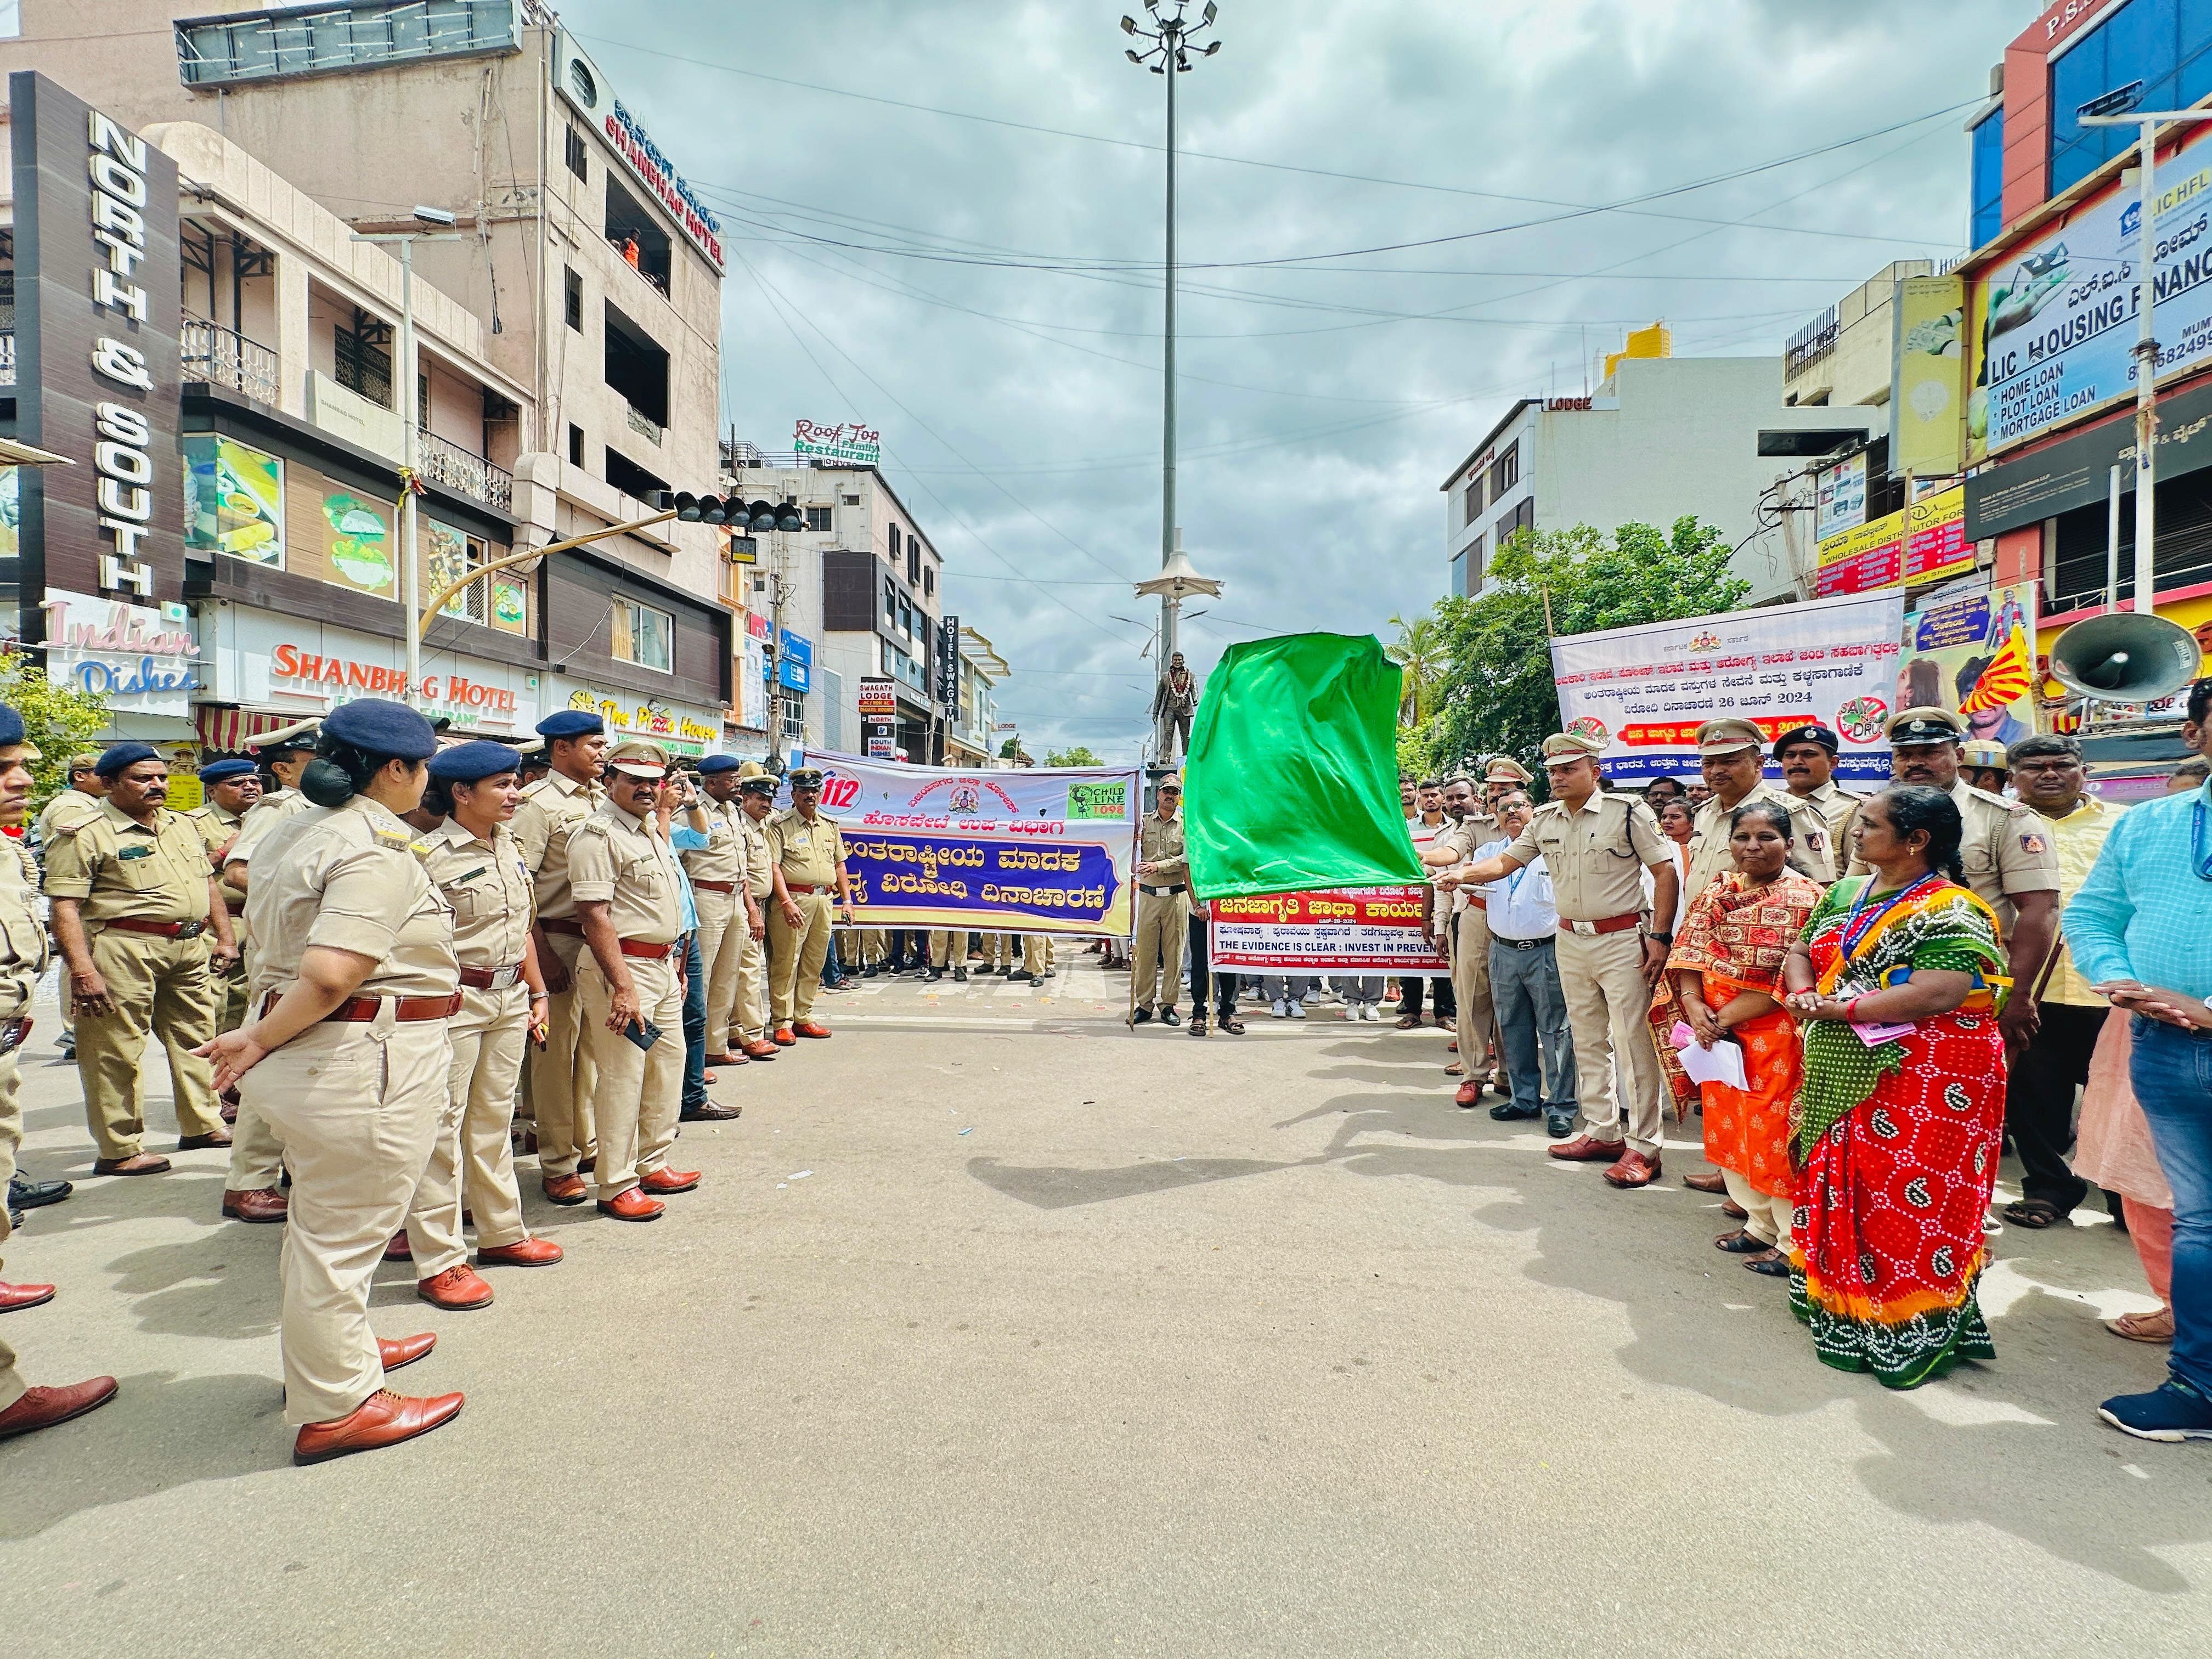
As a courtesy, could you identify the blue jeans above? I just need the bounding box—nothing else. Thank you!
[680,930,707,1111]
[1491,938,1577,1114]
[821,933,845,987]
[2130,1016,2212,1397]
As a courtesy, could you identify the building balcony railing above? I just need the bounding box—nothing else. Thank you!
[414,426,514,514]
[182,314,281,404]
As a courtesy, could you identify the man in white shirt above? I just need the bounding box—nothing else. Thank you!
[1471,789,1577,1137]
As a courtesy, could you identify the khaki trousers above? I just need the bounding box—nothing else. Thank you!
[1553,927,1666,1156]
[1132,893,1188,1011]
[983,933,1011,969]
[695,887,746,1056]
[577,952,683,1201]
[74,929,223,1160]
[250,1018,449,1426]
[406,982,533,1272]
[731,907,770,1045]
[0,1049,24,1411]
[929,929,956,968]
[769,891,833,1025]
[1453,904,1496,1080]
[1722,1166,1793,1251]
[529,932,597,1177]
[1022,934,1053,975]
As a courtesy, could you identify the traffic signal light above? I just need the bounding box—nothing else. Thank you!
[650,490,738,524]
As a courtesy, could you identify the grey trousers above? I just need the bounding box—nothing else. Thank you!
[1490,936,1577,1114]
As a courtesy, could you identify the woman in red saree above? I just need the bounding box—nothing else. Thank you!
[1781,786,2009,1389]
[1667,802,1824,1277]
[1647,798,1700,1116]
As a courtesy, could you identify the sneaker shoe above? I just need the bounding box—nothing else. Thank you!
[1288,1001,1306,1021]
[1271,1000,1288,1019]
[2098,1381,2212,1442]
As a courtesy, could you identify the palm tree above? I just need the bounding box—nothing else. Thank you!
[1385,612,1448,729]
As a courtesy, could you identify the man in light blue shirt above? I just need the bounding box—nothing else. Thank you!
[2065,679,2212,1442]
[1474,789,1577,1137]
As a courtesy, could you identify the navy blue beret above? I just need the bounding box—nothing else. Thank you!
[94,742,160,779]
[0,707,22,746]
[198,758,258,786]
[536,710,605,739]
[428,740,523,783]
[697,753,742,776]
[322,699,439,761]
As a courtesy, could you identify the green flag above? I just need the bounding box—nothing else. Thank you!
[1182,633,1426,899]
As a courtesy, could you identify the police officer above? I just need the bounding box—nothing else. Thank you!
[766,767,855,1042]
[186,758,262,1041]
[1772,721,1864,854]
[222,720,321,887]
[1961,737,2011,795]
[1680,717,1837,901]
[1130,774,1188,1026]
[730,769,781,1059]
[43,745,236,1176]
[1449,732,1680,1189]
[400,742,563,1304]
[193,698,461,1466]
[568,740,698,1220]
[684,753,758,1066]
[0,710,120,1443]
[1482,755,1534,814]
[35,753,106,1062]
[1865,707,2060,1056]
[1422,775,1494,1102]
[512,709,608,1204]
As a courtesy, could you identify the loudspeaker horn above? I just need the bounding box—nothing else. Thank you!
[2048,611,2203,702]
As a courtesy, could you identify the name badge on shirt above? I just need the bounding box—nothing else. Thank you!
[117,845,153,861]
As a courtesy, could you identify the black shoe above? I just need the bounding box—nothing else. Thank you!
[8,1173,73,1211]
[1008,969,1036,984]
[1131,1006,1154,1025]
[1488,1102,1542,1122]
[1160,1007,1181,1027]
[1545,1113,1575,1139]
[927,968,945,981]
[953,967,968,982]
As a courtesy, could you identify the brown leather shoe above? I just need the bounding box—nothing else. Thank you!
[1453,1080,1482,1108]
[383,1232,413,1261]
[770,1025,798,1046]
[178,1130,233,1150]
[742,1040,780,1060]
[1548,1134,1628,1164]
[222,1187,289,1223]
[596,1188,665,1222]
[679,1101,741,1122]
[92,1153,171,1177]
[292,1388,463,1466]
[703,1052,742,1066]
[0,1375,119,1442]
[638,1165,701,1195]
[417,1265,494,1309]
[541,1173,589,1205]
[0,1280,57,1314]
[475,1237,564,1268]
[377,1332,437,1372]
[521,1127,539,1155]
[1721,1199,1750,1220]
[1602,1149,1662,1188]
[794,1020,832,1039]
[1681,1170,1729,1194]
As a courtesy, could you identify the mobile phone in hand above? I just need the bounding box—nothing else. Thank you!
[624,1018,663,1052]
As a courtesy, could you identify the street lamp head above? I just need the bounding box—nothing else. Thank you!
[1201,1,1217,23]
[410,204,458,227]
[1121,14,1138,32]
[1126,47,1143,63]
[1201,39,1221,54]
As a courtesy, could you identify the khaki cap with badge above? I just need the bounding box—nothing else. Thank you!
[1694,717,1765,755]
[605,740,670,779]
[1482,755,1534,786]
[1960,738,2010,771]
[1540,731,1606,761]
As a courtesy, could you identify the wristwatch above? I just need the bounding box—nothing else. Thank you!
[1648,931,1673,945]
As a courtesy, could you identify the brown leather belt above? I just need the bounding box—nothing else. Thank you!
[692,878,738,894]
[263,991,462,1023]
[1558,912,1643,938]
[618,939,676,961]
[102,916,207,939]
[540,916,584,935]
[458,962,527,992]
[786,882,833,895]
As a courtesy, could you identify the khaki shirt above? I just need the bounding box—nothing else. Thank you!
[2041,794,2119,1007]
[35,787,103,851]
[679,795,751,888]
[42,799,217,928]
[1138,811,1187,886]
[0,837,48,1019]
[242,798,457,1002]
[568,799,685,945]
[765,808,847,890]
[185,802,248,910]
[1505,791,1670,923]
[512,771,601,922]
[225,787,313,869]
[737,809,774,899]
[1432,812,1493,915]
[1847,780,2059,936]
[1797,780,1865,851]
[1683,779,1837,901]
[424,819,535,970]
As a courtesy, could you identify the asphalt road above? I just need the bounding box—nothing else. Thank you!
[2,954,2207,1657]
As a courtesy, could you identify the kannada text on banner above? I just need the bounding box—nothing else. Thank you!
[1208,887,1448,973]
[812,748,1141,936]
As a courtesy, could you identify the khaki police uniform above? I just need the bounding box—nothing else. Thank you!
[35,786,103,1042]
[732,804,775,1046]
[1434,810,1497,1080]
[766,807,846,1025]
[1796,779,1865,854]
[514,770,602,1178]
[1506,791,1673,1156]
[1133,810,1189,1013]
[682,793,753,1056]
[568,798,686,1200]
[218,786,317,1196]
[0,837,50,1414]
[185,798,252,1033]
[405,817,540,1267]
[239,796,458,1427]
[1681,779,1837,903]
[42,800,227,1161]
[1846,780,2060,940]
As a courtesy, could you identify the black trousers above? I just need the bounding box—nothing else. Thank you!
[2003,1001,2109,1212]
[1187,915,1239,1020]
[1397,973,1455,1020]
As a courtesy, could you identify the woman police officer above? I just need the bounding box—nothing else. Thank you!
[195,699,465,1465]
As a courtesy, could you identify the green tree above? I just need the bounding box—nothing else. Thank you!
[1043,745,1103,768]
[1421,516,1745,794]
[0,648,109,814]
[1384,612,1449,728]
[998,736,1019,759]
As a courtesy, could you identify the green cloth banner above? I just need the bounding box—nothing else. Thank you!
[1182,633,1426,899]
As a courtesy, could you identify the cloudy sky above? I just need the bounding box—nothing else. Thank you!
[560,0,2021,760]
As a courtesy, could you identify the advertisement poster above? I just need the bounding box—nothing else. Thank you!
[1814,450,1867,544]
[1550,589,1906,785]
[1969,120,2212,455]
[1814,484,1970,596]
[1897,581,2039,751]
[1209,887,1449,973]
[183,435,285,567]
[317,485,396,599]
[489,575,529,637]
[1893,273,1967,478]
[809,748,1139,936]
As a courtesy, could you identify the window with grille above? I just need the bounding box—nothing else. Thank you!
[334,309,392,407]
[610,595,673,672]
[428,521,488,623]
